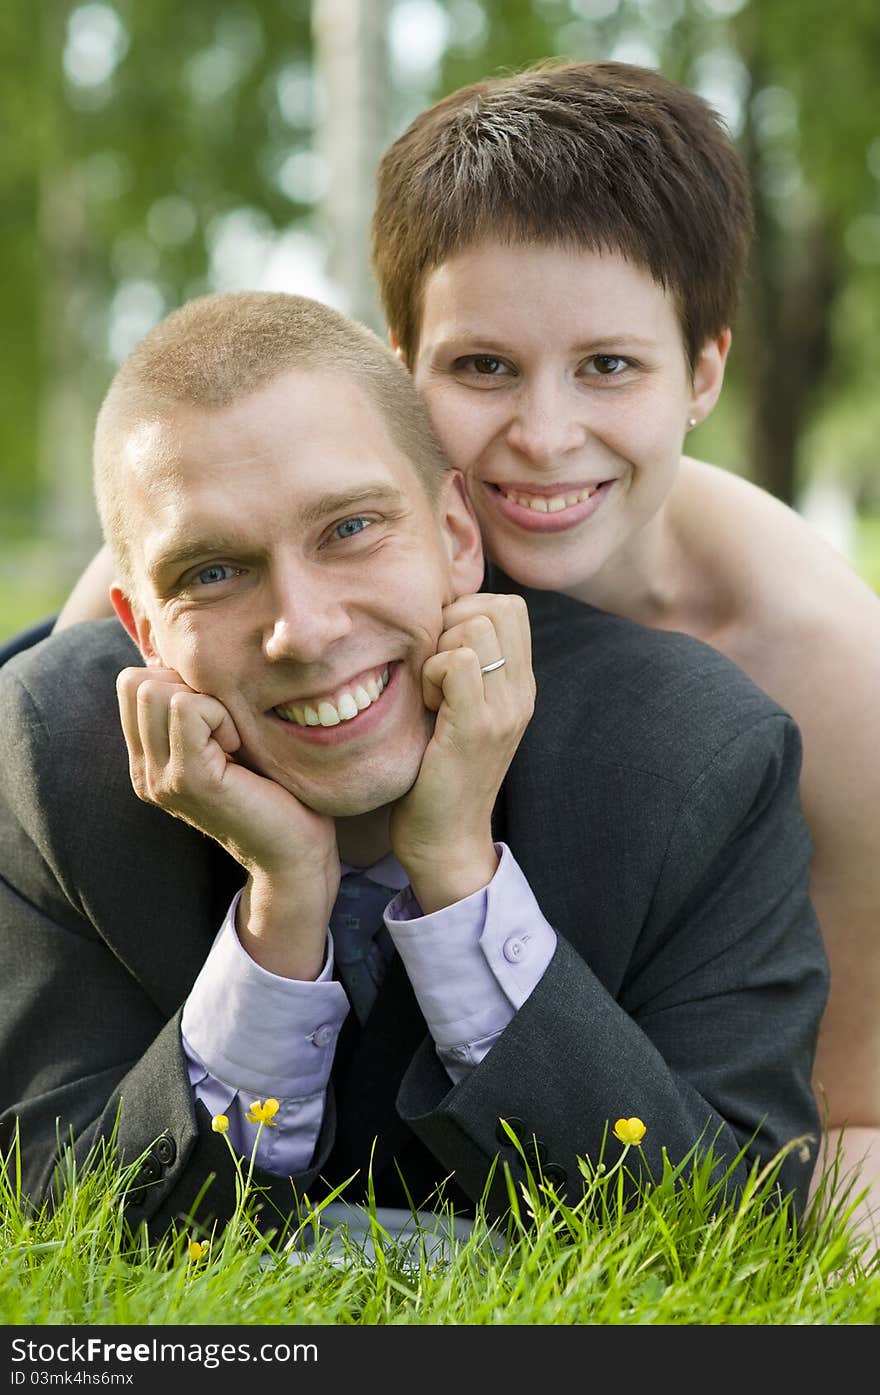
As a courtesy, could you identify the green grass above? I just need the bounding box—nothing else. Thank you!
[2,1124,878,1327]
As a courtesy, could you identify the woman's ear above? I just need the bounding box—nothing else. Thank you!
[110,586,163,666]
[438,470,485,598]
[688,327,732,429]
[388,329,403,359]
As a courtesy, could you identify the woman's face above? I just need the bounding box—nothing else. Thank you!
[411,240,728,596]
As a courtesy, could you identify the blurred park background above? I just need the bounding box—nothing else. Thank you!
[1,0,879,644]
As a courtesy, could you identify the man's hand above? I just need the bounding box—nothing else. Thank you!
[390,593,536,913]
[116,667,340,979]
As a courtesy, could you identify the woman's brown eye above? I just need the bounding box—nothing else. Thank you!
[593,355,625,374]
[473,356,502,374]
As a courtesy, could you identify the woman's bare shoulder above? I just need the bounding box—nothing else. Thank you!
[675,456,879,635]
[672,456,880,725]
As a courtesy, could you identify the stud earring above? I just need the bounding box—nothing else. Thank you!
[687,417,698,430]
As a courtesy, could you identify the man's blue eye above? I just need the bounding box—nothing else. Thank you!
[194,563,235,586]
[335,517,369,539]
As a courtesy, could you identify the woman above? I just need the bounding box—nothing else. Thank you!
[39,61,880,1245]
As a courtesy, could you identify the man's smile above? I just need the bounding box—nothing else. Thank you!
[270,661,398,740]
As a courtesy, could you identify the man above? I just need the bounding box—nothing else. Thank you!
[0,291,827,1244]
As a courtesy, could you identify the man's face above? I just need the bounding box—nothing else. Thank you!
[411,240,726,600]
[119,368,483,818]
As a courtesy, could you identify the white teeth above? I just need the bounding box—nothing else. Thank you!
[501,485,597,510]
[275,666,392,727]
[337,692,359,721]
[318,702,340,727]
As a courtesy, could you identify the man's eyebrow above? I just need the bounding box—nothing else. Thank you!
[297,483,407,526]
[148,484,408,579]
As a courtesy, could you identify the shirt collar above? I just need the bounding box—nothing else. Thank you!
[340,851,409,891]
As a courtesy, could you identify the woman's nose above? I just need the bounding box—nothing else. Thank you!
[504,380,586,467]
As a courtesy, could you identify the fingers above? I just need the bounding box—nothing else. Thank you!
[423,593,536,741]
[115,666,241,807]
[432,593,535,710]
[421,645,490,716]
[116,667,179,783]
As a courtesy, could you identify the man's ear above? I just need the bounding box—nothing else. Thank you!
[688,327,732,430]
[438,470,485,598]
[110,585,163,666]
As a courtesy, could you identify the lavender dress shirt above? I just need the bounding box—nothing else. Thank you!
[180,842,556,1175]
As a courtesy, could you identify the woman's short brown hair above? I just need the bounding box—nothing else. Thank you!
[371,60,753,372]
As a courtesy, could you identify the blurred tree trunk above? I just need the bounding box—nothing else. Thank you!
[37,0,96,586]
[737,43,839,505]
[312,0,392,334]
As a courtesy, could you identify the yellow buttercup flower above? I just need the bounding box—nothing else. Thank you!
[211,1114,230,1134]
[188,1240,209,1262]
[613,1117,647,1146]
[245,1097,280,1127]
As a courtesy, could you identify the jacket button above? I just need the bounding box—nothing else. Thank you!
[528,1137,548,1166]
[496,1116,527,1146]
[542,1163,568,1190]
[134,1156,161,1186]
[154,1135,176,1167]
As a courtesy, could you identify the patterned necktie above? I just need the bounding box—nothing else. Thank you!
[329,872,398,1025]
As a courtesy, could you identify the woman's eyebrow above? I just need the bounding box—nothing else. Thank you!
[430,330,658,351]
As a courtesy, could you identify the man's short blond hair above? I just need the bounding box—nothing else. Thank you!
[93,290,451,595]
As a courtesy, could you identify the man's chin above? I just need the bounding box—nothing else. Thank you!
[257,745,425,821]
[296,767,419,819]
[239,717,431,820]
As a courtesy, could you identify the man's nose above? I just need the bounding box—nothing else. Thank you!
[262,566,353,663]
[504,377,587,467]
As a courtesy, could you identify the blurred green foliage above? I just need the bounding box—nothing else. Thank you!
[2,0,315,537]
[0,582,67,648]
[856,515,880,593]
[1,0,878,589]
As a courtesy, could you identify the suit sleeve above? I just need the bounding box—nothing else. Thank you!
[0,648,335,1241]
[397,711,829,1219]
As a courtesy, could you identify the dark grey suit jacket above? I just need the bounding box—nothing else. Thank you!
[0,580,828,1240]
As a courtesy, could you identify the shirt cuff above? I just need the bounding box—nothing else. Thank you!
[181,888,350,1099]
[384,842,556,1052]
